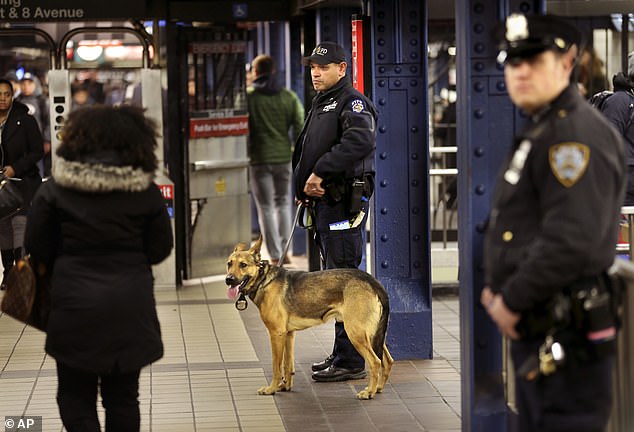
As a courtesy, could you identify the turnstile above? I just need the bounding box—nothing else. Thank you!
[184,38,250,278]
[188,108,250,277]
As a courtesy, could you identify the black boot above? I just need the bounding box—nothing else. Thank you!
[1,249,14,290]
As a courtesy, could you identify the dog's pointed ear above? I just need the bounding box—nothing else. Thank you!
[249,235,263,261]
[233,242,248,252]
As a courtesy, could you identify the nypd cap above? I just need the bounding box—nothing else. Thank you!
[495,14,581,64]
[302,42,347,66]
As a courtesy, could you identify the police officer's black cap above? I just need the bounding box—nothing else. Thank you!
[495,14,581,64]
[302,42,347,66]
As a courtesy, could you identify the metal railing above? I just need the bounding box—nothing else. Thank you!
[429,146,457,248]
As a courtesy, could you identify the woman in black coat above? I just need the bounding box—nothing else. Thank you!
[0,78,43,289]
[24,105,173,432]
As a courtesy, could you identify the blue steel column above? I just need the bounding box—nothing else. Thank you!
[370,0,431,359]
[268,22,288,83]
[315,7,357,48]
[289,17,307,256]
[457,1,545,431]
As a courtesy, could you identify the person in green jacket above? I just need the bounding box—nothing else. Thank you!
[247,55,304,264]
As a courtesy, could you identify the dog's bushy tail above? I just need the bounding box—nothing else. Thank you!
[370,279,390,360]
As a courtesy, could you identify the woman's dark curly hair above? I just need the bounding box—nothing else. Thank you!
[57,105,158,172]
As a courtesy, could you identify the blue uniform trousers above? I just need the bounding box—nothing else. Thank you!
[314,198,368,369]
[511,337,613,432]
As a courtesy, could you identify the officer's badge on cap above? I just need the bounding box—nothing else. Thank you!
[302,41,347,66]
[495,13,581,64]
[505,14,529,42]
[549,142,590,188]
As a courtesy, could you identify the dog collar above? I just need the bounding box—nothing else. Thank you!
[234,261,269,311]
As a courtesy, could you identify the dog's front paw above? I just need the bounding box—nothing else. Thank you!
[257,385,277,395]
[356,388,375,400]
[278,381,292,392]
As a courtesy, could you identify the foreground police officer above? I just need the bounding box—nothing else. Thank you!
[293,41,377,382]
[481,14,625,432]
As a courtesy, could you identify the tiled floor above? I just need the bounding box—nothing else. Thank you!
[0,255,461,432]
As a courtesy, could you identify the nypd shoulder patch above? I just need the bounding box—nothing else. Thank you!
[351,99,365,113]
[548,142,590,187]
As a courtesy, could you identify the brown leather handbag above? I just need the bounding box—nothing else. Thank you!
[0,257,50,331]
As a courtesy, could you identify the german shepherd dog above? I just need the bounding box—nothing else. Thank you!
[225,236,394,399]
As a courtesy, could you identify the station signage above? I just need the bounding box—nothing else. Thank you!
[190,115,249,138]
[0,0,146,22]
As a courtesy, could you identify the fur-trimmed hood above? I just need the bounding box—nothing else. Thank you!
[52,156,154,193]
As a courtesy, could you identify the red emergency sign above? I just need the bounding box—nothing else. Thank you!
[352,18,365,94]
[189,115,249,138]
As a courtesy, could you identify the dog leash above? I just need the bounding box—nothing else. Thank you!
[278,203,304,268]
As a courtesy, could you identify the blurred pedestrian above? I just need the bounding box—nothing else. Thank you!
[600,51,634,205]
[0,78,43,290]
[24,105,174,431]
[4,71,21,98]
[247,54,304,264]
[71,82,96,111]
[17,72,51,177]
[577,46,608,98]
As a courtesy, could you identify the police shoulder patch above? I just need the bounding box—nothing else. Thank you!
[351,99,365,113]
[548,142,590,187]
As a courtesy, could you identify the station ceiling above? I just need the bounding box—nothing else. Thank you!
[428,0,633,19]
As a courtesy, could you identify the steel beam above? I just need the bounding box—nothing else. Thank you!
[370,0,432,359]
[457,1,545,431]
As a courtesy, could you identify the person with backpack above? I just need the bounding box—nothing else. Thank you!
[600,51,634,205]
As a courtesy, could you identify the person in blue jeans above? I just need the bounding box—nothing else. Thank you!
[247,54,304,264]
[292,42,377,382]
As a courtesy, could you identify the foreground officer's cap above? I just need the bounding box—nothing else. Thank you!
[495,13,581,64]
[302,41,347,66]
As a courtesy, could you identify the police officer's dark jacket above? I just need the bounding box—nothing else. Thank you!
[484,84,626,315]
[292,77,377,200]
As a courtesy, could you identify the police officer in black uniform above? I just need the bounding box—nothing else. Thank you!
[293,41,377,382]
[481,14,625,432]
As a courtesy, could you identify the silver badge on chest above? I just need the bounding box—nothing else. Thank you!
[504,139,532,185]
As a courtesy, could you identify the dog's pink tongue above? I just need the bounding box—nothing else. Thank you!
[227,285,239,300]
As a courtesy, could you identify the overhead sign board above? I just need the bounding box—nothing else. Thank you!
[0,0,146,22]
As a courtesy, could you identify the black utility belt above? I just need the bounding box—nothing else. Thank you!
[516,273,621,381]
[323,175,373,213]
[518,273,619,357]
